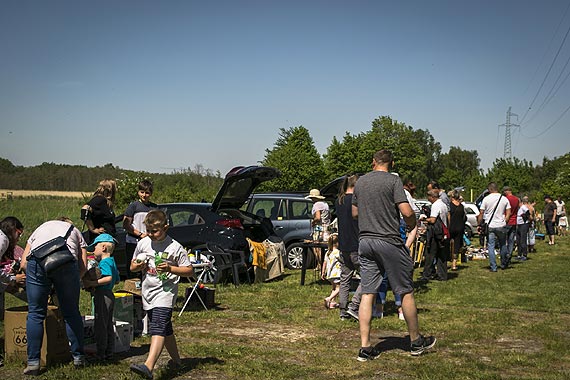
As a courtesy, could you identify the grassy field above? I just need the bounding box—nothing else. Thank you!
[1,198,570,379]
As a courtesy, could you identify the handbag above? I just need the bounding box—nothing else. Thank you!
[439,216,451,240]
[30,224,76,274]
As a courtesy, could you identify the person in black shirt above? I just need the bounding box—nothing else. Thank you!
[82,179,118,244]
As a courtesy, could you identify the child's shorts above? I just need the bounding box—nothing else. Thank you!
[147,307,174,336]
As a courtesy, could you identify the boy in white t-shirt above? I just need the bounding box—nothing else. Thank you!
[129,210,193,379]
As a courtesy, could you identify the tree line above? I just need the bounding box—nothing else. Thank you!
[1,115,569,210]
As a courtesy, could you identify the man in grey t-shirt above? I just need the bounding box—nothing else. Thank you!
[352,149,436,361]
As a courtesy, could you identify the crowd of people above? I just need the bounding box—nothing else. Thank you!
[316,150,567,361]
[1,151,567,372]
[0,179,194,379]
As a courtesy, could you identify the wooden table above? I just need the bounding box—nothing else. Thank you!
[300,240,328,285]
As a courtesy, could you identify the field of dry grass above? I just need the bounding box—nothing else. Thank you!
[0,189,87,198]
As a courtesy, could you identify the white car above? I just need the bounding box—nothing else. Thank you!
[463,202,480,237]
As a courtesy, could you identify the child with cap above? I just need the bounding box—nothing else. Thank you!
[82,233,120,361]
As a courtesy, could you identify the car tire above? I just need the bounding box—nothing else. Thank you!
[285,243,316,270]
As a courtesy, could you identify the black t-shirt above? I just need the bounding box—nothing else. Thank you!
[449,202,466,235]
[335,194,359,253]
[87,195,116,243]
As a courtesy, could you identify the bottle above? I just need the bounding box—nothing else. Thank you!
[154,252,167,281]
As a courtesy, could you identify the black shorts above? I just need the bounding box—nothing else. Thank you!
[147,307,174,336]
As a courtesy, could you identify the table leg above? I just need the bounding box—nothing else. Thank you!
[300,246,307,285]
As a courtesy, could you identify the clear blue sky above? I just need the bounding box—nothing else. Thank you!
[2,1,570,177]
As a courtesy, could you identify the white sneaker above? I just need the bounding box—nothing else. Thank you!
[398,311,405,321]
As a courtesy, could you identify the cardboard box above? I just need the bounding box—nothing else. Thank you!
[83,318,133,354]
[114,290,144,336]
[184,286,216,309]
[4,306,72,366]
[122,278,142,296]
[92,292,134,327]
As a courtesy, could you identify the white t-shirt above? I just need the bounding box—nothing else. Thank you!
[430,198,449,226]
[311,201,331,226]
[481,193,511,228]
[27,220,86,261]
[405,189,420,215]
[0,230,8,258]
[555,200,565,215]
[133,235,190,310]
[517,204,530,225]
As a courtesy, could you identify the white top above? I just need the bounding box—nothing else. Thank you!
[27,220,86,261]
[430,198,449,226]
[133,235,190,310]
[481,193,511,228]
[311,201,331,226]
[405,189,420,215]
[0,230,8,258]
[555,200,565,215]
[0,230,11,286]
[517,204,530,225]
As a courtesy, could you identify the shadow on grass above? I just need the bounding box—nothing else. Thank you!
[373,335,410,353]
[157,356,225,380]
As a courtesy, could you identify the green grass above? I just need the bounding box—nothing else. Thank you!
[1,197,570,379]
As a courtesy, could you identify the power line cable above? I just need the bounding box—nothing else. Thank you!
[521,101,570,138]
[525,51,570,124]
[521,2,570,98]
[520,3,570,125]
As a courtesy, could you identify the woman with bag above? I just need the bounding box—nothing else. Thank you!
[20,217,88,376]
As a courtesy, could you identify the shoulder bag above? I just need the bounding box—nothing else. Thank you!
[481,195,503,236]
[30,224,76,274]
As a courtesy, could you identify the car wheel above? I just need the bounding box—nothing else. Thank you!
[285,243,316,270]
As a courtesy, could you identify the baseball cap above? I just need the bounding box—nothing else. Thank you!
[86,233,117,251]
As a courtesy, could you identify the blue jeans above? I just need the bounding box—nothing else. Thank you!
[487,227,508,271]
[25,258,84,365]
[505,225,516,263]
[377,276,402,307]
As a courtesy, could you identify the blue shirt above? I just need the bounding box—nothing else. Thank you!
[99,257,120,291]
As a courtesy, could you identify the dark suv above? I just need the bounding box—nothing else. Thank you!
[243,193,313,269]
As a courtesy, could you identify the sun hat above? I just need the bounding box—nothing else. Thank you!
[86,233,117,252]
[305,189,325,200]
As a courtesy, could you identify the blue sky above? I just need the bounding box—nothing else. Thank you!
[1,1,570,178]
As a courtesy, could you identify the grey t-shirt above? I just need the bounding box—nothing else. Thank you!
[353,171,408,246]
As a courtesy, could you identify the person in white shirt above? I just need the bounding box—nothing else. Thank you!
[477,182,511,272]
[516,196,531,261]
[420,189,450,282]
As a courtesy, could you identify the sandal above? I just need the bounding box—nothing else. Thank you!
[329,302,339,309]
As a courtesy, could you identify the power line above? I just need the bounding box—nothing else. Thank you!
[520,3,570,125]
[521,101,570,138]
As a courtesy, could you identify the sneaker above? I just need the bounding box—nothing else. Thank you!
[398,311,405,321]
[23,364,41,376]
[346,308,359,321]
[410,335,437,356]
[130,363,153,380]
[73,356,86,368]
[339,312,351,321]
[357,346,381,362]
[372,309,383,319]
